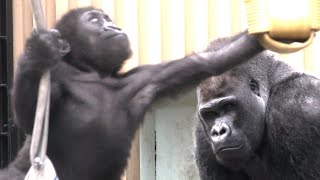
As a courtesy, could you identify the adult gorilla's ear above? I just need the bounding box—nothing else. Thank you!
[50,29,71,56]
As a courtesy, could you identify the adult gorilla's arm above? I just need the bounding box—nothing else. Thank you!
[127,32,264,116]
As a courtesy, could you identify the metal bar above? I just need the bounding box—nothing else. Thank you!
[5,0,16,163]
[0,0,8,168]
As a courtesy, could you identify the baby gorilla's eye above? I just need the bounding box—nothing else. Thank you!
[89,17,99,23]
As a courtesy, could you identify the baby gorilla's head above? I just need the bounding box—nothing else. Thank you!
[55,7,132,75]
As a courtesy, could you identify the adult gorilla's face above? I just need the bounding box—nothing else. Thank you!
[197,63,268,169]
[74,9,132,73]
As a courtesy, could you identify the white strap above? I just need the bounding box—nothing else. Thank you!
[27,1,58,179]
[30,71,51,167]
[25,156,58,180]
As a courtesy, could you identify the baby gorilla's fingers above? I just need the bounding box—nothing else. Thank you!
[24,29,65,68]
[38,30,61,49]
[49,29,62,37]
[49,29,71,56]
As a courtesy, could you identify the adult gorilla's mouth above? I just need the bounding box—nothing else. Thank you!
[216,144,243,155]
[215,143,249,169]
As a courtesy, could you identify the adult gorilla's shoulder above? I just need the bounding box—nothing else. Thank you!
[265,73,320,179]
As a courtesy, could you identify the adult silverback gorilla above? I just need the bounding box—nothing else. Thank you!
[195,38,320,180]
[12,7,263,180]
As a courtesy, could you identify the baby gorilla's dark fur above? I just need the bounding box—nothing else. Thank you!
[0,136,31,180]
[10,7,263,180]
[195,39,320,180]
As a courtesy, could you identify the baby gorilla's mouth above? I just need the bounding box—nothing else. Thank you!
[102,32,125,40]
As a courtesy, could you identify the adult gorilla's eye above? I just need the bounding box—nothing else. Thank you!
[249,79,260,96]
[201,111,219,121]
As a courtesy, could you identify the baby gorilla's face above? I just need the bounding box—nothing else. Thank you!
[75,9,132,74]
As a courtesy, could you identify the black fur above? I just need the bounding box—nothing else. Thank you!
[10,7,263,180]
[195,40,320,180]
[0,136,31,180]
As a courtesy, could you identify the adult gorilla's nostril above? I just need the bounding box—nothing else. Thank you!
[211,123,231,142]
[212,130,219,137]
[219,128,227,135]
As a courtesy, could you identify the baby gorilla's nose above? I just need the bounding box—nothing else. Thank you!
[103,20,122,32]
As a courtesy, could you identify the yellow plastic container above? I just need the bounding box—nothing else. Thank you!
[244,0,320,53]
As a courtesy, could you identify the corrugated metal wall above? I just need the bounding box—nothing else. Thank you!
[13,0,320,72]
[12,0,320,179]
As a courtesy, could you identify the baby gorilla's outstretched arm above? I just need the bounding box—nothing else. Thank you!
[12,30,69,133]
[125,32,264,118]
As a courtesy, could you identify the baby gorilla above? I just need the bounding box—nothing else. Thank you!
[12,7,263,180]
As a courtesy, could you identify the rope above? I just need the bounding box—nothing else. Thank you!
[25,0,58,179]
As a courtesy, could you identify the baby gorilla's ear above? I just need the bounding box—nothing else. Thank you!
[58,38,70,56]
[50,29,71,56]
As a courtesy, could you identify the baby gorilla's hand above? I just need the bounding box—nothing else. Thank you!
[25,29,70,65]
[49,29,70,56]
